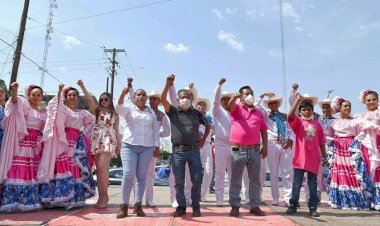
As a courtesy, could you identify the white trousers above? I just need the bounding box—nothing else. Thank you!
[215,144,231,201]
[200,143,213,200]
[267,143,293,202]
[242,157,266,202]
[145,157,157,202]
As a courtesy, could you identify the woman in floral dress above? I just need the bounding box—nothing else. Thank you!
[78,80,120,208]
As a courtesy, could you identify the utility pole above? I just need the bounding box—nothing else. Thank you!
[279,0,288,112]
[10,0,30,88]
[106,77,109,93]
[104,48,125,98]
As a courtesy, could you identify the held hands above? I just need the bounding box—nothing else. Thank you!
[166,74,175,86]
[295,92,304,102]
[154,147,160,158]
[321,158,329,167]
[260,92,275,99]
[219,78,226,85]
[292,83,299,90]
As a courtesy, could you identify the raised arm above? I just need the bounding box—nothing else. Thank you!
[11,82,19,104]
[213,78,225,115]
[127,78,134,103]
[227,93,240,112]
[161,74,175,113]
[117,86,130,106]
[288,92,303,121]
[289,83,298,108]
[77,80,97,114]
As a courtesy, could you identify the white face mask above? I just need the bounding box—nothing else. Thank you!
[245,94,254,105]
[179,98,191,110]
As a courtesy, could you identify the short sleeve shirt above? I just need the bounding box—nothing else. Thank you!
[166,105,208,145]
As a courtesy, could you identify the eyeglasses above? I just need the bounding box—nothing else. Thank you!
[100,98,109,102]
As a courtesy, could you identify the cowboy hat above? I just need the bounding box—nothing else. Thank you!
[192,97,210,113]
[302,93,318,106]
[317,98,332,109]
[148,90,161,99]
[263,95,283,109]
[221,91,234,99]
[148,90,162,106]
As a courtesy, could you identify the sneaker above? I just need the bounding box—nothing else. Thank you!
[229,206,240,217]
[209,187,215,193]
[272,199,279,206]
[250,207,265,216]
[171,200,179,208]
[192,209,201,217]
[216,200,223,207]
[146,200,156,208]
[285,201,290,207]
[286,205,298,215]
[173,207,186,217]
[309,209,320,217]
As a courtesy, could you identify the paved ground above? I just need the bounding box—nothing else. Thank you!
[0,185,379,225]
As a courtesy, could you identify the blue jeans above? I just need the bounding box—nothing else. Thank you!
[289,168,318,210]
[171,147,203,210]
[120,143,153,204]
[229,147,261,208]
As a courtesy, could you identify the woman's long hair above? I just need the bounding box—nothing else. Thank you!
[95,92,116,124]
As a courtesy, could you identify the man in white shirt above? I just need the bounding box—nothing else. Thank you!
[256,93,294,206]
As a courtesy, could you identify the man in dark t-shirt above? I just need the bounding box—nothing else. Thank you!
[161,74,211,218]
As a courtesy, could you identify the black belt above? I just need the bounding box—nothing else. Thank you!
[173,144,199,150]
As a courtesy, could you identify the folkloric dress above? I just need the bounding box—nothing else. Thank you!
[0,97,46,212]
[326,118,373,210]
[38,95,95,208]
[355,109,380,210]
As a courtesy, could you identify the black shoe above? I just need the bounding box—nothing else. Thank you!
[309,209,320,217]
[250,207,265,216]
[173,207,186,217]
[286,205,298,215]
[209,187,215,193]
[229,206,240,217]
[192,209,201,217]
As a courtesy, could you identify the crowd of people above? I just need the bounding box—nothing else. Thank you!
[0,75,379,219]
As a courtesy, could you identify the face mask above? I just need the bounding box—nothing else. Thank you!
[179,98,191,110]
[301,115,314,121]
[245,94,254,105]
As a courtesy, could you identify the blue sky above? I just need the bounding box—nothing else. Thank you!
[1,0,379,114]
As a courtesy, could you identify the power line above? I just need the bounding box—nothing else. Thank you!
[0,38,63,84]
[28,0,172,29]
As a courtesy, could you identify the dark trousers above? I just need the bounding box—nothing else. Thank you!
[289,168,318,210]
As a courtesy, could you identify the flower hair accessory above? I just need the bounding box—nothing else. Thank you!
[63,86,79,99]
[331,96,345,113]
[358,89,372,104]
[24,84,36,98]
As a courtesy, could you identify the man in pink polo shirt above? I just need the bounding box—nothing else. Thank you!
[227,85,268,217]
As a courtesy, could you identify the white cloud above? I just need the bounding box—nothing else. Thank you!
[353,22,380,38]
[212,9,225,20]
[225,8,237,15]
[164,43,190,54]
[58,66,67,72]
[62,36,81,49]
[212,8,237,20]
[281,2,301,23]
[295,26,303,31]
[217,30,245,52]
[246,9,256,21]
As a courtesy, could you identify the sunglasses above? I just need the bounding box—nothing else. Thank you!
[100,98,109,102]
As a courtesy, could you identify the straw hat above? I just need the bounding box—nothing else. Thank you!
[193,97,210,113]
[302,93,318,106]
[221,91,234,99]
[148,90,161,99]
[263,95,283,109]
[317,98,332,109]
[148,90,162,106]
